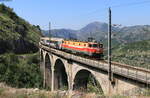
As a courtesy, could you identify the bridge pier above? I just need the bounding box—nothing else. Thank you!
[42,53,46,88]
[106,77,140,95]
[43,59,46,88]
[67,59,73,91]
[51,65,54,91]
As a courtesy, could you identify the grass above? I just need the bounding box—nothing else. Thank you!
[0,88,66,98]
[112,95,130,98]
[0,86,149,98]
[142,88,150,96]
[0,88,5,95]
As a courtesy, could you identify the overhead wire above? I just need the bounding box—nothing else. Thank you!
[50,0,150,34]
[43,0,150,30]
[76,0,150,18]
[111,0,150,8]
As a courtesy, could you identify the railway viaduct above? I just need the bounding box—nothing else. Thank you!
[39,43,150,95]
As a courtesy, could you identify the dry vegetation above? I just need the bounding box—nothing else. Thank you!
[0,82,149,98]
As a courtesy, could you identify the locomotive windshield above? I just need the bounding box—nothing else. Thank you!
[89,43,103,48]
[89,44,98,48]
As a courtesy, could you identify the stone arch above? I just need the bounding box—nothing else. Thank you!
[45,53,52,89]
[73,69,103,93]
[54,59,68,90]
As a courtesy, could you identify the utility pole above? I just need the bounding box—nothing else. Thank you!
[49,22,51,47]
[108,7,112,81]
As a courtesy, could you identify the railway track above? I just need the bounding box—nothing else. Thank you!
[40,43,150,85]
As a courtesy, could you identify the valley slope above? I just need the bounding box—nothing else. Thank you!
[112,40,150,69]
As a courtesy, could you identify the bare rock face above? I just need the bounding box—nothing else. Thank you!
[0,38,39,54]
[13,38,39,54]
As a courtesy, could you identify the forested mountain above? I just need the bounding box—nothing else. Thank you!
[112,40,150,69]
[116,25,150,43]
[43,29,77,39]
[0,4,42,54]
[0,4,42,88]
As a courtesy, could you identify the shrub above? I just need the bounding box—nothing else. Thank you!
[0,53,43,88]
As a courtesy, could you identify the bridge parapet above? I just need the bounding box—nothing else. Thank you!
[39,43,150,86]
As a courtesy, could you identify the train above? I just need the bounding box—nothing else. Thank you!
[40,37,103,58]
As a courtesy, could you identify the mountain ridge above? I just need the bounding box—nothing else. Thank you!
[42,21,150,47]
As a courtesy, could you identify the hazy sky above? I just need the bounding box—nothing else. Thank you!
[3,0,150,30]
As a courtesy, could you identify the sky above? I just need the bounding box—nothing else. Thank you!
[2,0,150,30]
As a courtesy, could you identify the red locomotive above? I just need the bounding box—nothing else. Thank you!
[61,40,103,58]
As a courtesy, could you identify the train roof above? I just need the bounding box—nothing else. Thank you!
[40,37,49,40]
[64,40,101,44]
[40,37,64,41]
[51,37,64,41]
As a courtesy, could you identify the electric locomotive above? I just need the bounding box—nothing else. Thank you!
[61,40,103,58]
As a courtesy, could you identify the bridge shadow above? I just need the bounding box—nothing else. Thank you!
[45,53,52,89]
[73,69,103,94]
[40,50,43,62]
[54,59,68,90]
